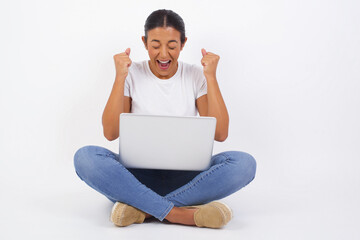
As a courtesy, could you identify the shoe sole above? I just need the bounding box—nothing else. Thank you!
[213,201,233,220]
[110,202,146,227]
[190,201,233,228]
[110,202,119,220]
[110,202,126,225]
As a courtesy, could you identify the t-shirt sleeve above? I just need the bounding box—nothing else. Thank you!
[195,66,207,99]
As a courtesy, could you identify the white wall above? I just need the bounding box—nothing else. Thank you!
[1,0,359,237]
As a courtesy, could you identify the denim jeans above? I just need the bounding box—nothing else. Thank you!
[73,145,256,221]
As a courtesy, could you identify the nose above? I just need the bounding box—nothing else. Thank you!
[160,46,168,59]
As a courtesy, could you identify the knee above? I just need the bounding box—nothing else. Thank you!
[73,145,98,180]
[226,151,257,182]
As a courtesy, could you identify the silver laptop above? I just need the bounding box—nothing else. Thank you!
[118,113,216,171]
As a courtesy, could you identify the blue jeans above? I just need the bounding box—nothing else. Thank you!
[73,145,256,221]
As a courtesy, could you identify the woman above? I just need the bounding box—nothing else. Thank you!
[74,9,256,229]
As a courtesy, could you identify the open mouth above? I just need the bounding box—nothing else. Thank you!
[157,59,171,70]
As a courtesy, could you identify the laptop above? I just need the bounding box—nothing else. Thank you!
[118,113,216,171]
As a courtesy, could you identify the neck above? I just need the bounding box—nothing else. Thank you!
[148,60,178,79]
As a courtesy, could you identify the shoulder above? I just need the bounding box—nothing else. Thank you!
[128,60,147,73]
[180,61,203,77]
[181,61,202,72]
[127,61,149,83]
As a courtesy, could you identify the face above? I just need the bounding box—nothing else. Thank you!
[142,27,187,79]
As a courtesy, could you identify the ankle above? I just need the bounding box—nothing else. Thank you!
[164,206,181,222]
[165,207,197,225]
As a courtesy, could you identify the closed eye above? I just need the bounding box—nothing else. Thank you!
[152,46,175,50]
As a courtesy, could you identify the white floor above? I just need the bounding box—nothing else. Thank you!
[1,161,359,240]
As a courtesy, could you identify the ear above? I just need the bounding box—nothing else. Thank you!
[141,36,148,50]
[180,37,188,51]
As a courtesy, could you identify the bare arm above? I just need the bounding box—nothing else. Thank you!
[102,48,132,141]
[206,77,229,141]
[102,77,131,141]
[199,48,229,142]
[196,83,229,142]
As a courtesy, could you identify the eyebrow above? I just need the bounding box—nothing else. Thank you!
[151,40,178,43]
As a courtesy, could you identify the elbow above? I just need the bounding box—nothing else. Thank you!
[216,136,228,142]
[103,129,118,141]
[214,119,229,142]
[215,132,228,142]
[102,119,119,141]
[105,135,117,141]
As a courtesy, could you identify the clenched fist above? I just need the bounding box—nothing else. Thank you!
[201,48,220,79]
[113,48,132,79]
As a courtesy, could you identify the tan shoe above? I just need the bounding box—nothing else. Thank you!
[110,202,146,227]
[182,201,233,228]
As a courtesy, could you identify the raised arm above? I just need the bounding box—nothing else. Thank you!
[102,48,132,141]
[198,48,229,142]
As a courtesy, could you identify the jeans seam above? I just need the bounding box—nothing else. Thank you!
[96,152,116,158]
[165,153,230,200]
[159,201,174,221]
[221,152,232,162]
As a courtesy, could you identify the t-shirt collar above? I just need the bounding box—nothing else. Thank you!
[145,60,181,82]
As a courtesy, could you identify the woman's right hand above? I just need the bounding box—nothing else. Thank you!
[113,48,132,79]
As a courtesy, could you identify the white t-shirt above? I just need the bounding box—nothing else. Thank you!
[124,60,207,116]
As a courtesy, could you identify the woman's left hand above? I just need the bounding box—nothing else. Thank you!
[201,48,220,79]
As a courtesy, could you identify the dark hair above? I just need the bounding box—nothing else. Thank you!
[144,9,186,44]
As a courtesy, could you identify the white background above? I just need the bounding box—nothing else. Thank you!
[1,0,359,239]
